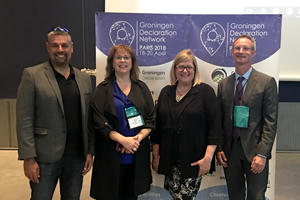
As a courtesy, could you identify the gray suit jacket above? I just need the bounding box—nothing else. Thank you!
[17,61,94,163]
[217,68,278,162]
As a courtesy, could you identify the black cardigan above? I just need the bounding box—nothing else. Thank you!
[151,83,222,179]
[90,79,155,200]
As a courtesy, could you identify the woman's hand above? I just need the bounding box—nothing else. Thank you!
[191,145,216,176]
[109,131,140,154]
[152,154,160,172]
[120,136,140,154]
[191,157,211,176]
[151,144,160,172]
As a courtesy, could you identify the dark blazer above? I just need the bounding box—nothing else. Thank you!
[90,79,155,200]
[151,83,222,179]
[217,68,278,162]
[16,61,94,163]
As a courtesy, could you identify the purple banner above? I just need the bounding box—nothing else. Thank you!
[96,13,281,67]
[189,14,282,67]
[95,12,190,66]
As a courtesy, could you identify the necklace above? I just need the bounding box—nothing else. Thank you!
[176,86,190,102]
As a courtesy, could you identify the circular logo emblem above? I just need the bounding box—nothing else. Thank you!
[109,21,135,46]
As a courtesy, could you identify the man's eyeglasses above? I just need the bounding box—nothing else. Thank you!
[114,56,131,60]
[233,46,254,52]
[176,65,194,72]
[48,27,69,33]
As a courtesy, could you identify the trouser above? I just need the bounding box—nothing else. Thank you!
[30,154,85,200]
[224,138,269,200]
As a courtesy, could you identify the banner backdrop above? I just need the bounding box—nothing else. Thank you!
[95,12,282,200]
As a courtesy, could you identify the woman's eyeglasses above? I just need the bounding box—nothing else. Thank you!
[176,65,194,72]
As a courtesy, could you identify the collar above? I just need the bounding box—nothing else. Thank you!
[235,67,252,81]
[49,59,74,77]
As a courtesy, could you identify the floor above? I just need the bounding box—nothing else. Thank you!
[0,150,299,200]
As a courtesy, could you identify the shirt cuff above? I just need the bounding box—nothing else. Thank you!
[257,154,267,158]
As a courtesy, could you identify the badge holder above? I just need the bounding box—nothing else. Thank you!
[233,105,249,128]
[125,106,145,130]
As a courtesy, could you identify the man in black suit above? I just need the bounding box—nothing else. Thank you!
[216,35,278,200]
[17,27,94,199]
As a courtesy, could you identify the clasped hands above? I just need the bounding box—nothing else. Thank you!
[119,135,140,154]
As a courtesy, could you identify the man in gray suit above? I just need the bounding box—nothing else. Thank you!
[16,27,94,200]
[216,35,278,200]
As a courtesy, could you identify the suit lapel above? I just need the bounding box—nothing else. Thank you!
[226,75,235,100]
[226,75,235,119]
[44,63,65,114]
[74,69,86,118]
[242,68,259,106]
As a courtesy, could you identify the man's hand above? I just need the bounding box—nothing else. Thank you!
[82,154,93,176]
[251,155,266,174]
[23,158,40,183]
[216,151,228,168]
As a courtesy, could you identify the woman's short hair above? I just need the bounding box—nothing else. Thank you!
[169,49,201,87]
[105,45,140,82]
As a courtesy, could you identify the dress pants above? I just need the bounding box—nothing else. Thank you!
[30,154,85,200]
[224,138,269,200]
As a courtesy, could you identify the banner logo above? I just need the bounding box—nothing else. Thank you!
[109,21,135,46]
[200,22,225,56]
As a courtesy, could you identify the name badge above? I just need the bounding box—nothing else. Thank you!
[128,115,145,129]
[233,105,249,128]
[125,106,145,129]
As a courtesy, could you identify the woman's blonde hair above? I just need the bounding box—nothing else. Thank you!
[169,49,201,86]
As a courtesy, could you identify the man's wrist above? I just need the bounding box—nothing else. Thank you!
[24,157,35,162]
[257,154,267,158]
